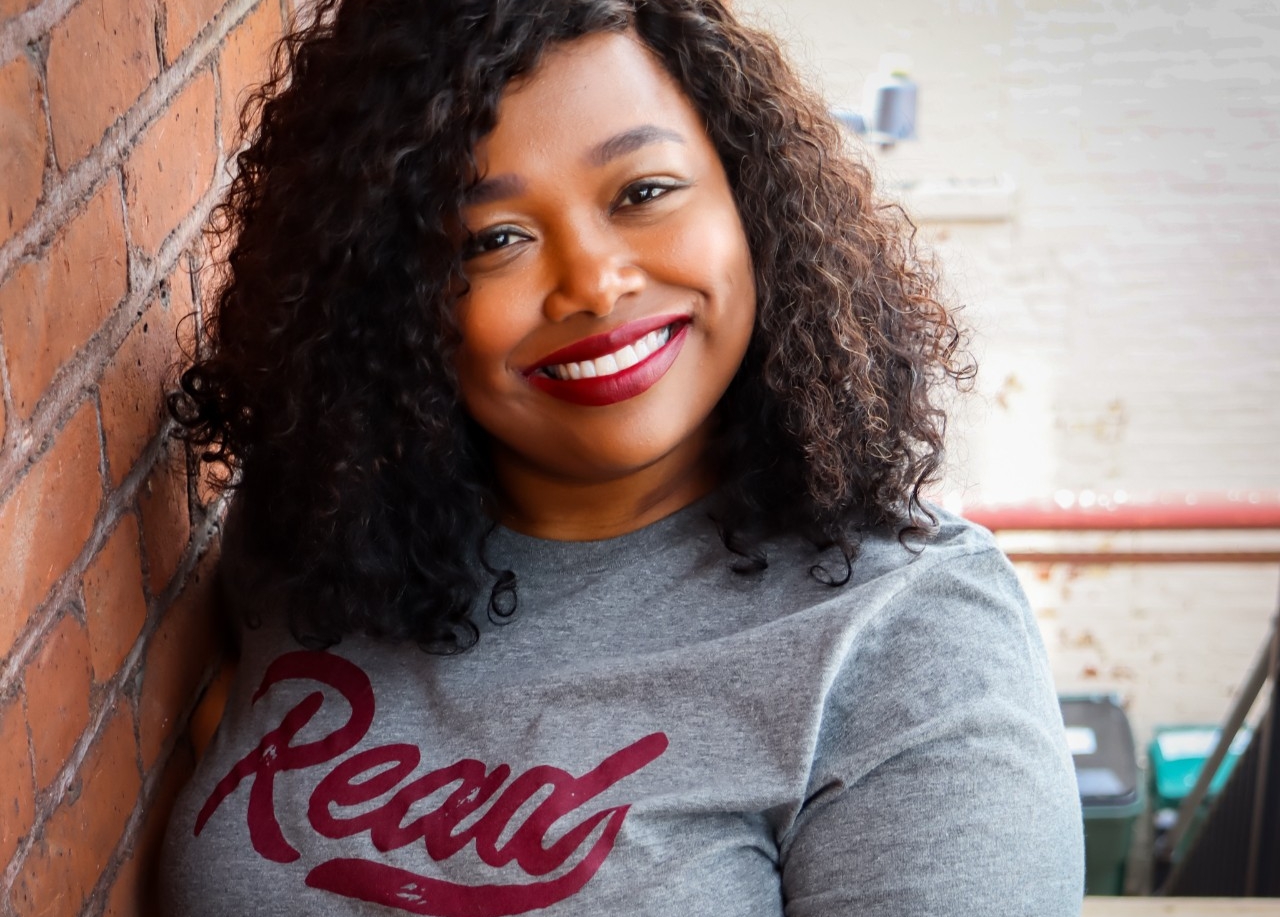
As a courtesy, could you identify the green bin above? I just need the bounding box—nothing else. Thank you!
[1148,725,1251,864]
[1060,694,1143,895]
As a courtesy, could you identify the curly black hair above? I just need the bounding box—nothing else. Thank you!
[173,0,973,652]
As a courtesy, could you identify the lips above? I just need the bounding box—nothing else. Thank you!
[524,314,690,407]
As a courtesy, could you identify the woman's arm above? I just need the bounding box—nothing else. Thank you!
[781,546,1085,915]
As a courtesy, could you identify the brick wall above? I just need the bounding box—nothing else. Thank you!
[0,0,287,910]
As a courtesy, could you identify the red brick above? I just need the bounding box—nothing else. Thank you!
[170,257,199,359]
[46,0,161,166]
[0,182,127,417]
[11,703,140,917]
[103,833,144,917]
[0,404,103,660]
[124,68,217,256]
[99,286,182,488]
[105,739,194,917]
[162,0,226,65]
[218,0,282,152]
[0,697,35,868]
[82,513,148,682]
[138,439,190,596]
[138,551,220,769]
[191,231,230,365]
[0,55,47,248]
[189,661,232,758]
[23,612,93,791]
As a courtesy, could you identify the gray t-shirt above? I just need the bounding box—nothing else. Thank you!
[160,504,1084,916]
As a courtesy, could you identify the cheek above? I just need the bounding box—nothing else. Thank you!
[663,203,755,312]
[453,295,519,411]
[700,220,756,349]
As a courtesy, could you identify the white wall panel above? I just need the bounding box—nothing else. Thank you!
[735,0,1280,766]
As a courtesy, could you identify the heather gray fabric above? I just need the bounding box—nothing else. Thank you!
[160,504,1084,916]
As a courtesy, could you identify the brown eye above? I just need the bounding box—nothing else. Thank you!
[463,227,528,259]
[616,179,685,210]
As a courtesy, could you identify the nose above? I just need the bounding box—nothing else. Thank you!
[542,226,645,322]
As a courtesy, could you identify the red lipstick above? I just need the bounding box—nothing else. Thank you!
[525,314,690,407]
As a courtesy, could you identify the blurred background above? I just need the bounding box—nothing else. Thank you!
[735,0,1280,895]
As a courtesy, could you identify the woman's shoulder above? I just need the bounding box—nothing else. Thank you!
[833,503,1005,593]
[716,505,1031,680]
[786,505,1044,695]
[829,506,1051,702]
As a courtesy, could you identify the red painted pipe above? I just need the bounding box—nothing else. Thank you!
[961,494,1280,532]
[1000,551,1280,565]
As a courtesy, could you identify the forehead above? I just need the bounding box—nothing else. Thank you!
[474,31,710,172]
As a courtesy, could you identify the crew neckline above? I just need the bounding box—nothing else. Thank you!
[484,496,718,576]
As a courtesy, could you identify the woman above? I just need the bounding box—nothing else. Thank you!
[161,0,1085,913]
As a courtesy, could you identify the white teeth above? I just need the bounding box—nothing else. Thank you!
[615,345,640,370]
[596,353,620,375]
[544,324,675,382]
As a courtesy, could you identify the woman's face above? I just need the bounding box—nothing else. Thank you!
[454,30,756,513]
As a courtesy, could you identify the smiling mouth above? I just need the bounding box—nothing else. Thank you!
[537,324,675,381]
[524,315,691,407]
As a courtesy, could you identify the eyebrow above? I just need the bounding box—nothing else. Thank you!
[587,124,685,167]
[464,125,686,206]
[465,173,526,206]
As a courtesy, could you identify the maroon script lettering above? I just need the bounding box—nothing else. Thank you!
[195,650,375,862]
[195,650,669,916]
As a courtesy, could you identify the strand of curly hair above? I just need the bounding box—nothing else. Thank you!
[171,0,974,653]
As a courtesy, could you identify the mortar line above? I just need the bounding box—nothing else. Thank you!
[0,175,226,503]
[0,0,81,70]
[0,496,226,896]
[0,0,259,284]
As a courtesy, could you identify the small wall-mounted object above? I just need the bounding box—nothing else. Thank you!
[833,54,918,148]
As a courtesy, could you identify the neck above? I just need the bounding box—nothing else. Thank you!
[490,441,717,542]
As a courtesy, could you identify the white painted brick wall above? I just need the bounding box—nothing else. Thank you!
[736,0,1280,760]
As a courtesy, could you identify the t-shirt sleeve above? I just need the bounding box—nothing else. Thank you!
[779,544,1085,916]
